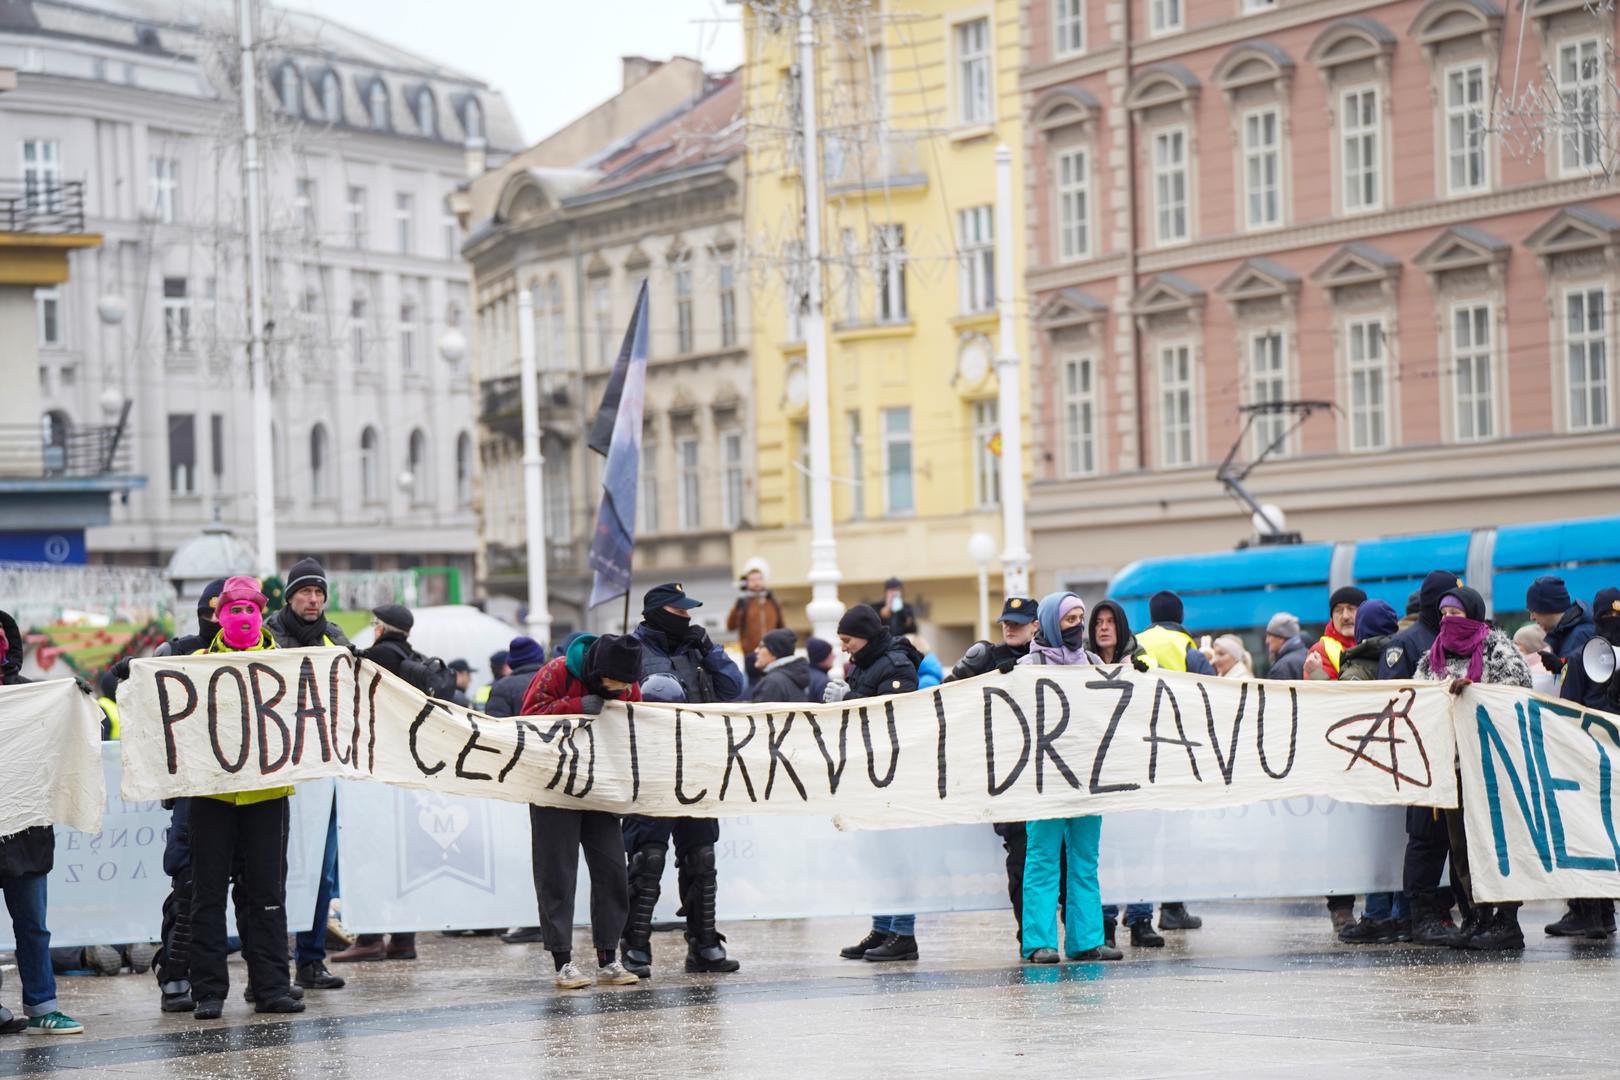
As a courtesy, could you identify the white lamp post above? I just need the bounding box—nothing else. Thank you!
[516,288,552,647]
[968,531,998,641]
[993,145,1030,599]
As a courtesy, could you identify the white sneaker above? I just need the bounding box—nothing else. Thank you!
[554,961,591,990]
[597,961,640,986]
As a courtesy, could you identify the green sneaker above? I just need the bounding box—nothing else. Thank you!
[25,1012,83,1035]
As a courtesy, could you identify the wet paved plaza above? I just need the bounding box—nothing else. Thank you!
[3,901,1617,1078]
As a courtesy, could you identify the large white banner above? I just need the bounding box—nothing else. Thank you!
[1458,686,1620,902]
[0,678,105,837]
[117,650,1459,823]
[0,743,328,950]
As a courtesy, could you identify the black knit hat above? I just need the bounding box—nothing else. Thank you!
[586,633,643,685]
[762,628,797,659]
[284,557,328,601]
[1594,587,1620,622]
[838,604,884,640]
[1406,590,1421,616]
[372,603,414,634]
[1149,590,1184,625]
[1526,575,1572,615]
[806,637,833,665]
[1329,586,1368,614]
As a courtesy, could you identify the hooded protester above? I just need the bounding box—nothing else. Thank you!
[1304,586,1368,680]
[1412,586,1532,952]
[832,604,924,963]
[0,610,85,1036]
[485,636,548,719]
[183,578,303,1021]
[1011,593,1121,964]
[1545,586,1620,940]
[623,583,745,978]
[1135,591,1215,674]
[1335,600,1400,682]
[1526,575,1596,679]
[1381,570,1462,680]
[156,579,227,658]
[516,634,642,991]
[1211,635,1253,679]
[748,630,812,703]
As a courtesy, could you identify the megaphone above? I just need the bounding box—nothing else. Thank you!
[1582,637,1620,683]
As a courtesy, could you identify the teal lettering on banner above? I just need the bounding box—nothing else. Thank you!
[1579,715,1620,873]
[1529,698,1616,873]
[1476,702,1552,877]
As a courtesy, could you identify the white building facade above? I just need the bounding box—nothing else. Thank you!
[0,0,520,594]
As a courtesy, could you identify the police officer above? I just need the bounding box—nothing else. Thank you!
[622,583,744,977]
[944,596,1036,682]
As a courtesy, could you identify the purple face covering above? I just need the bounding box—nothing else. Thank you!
[1431,616,1490,682]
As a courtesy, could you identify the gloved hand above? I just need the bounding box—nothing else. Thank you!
[1541,650,1564,677]
[996,657,1019,675]
[1132,656,1151,673]
[74,675,93,696]
[1448,677,1474,696]
[579,694,605,715]
[822,681,849,704]
[686,624,714,651]
[112,658,133,682]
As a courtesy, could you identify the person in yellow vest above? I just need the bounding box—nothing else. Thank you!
[473,650,509,710]
[1135,591,1216,675]
[185,576,303,1021]
[96,670,120,740]
[1303,587,1367,681]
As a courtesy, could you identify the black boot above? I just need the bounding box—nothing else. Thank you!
[1445,903,1490,949]
[1598,899,1618,937]
[841,929,887,960]
[864,934,919,961]
[1409,896,1459,948]
[1158,903,1202,930]
[621,843,666,978]
[1337,915,1394,945]
[1545,899,1608,939]
[296,963,345,990]
[1128,920,1164,947]
[1464,905,1525,951]
[1104,918,1116,949]
[680,844,739,973]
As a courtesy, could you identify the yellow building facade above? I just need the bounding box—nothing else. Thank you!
[738,0,1031,657]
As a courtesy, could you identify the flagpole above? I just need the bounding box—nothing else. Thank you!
[238,0,276,578]
[798,0,844,643]
[517,287,552,646]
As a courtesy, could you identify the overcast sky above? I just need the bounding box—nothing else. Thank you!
[281,0,744,146]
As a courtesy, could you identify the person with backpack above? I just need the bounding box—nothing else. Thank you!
[332,603,440,962]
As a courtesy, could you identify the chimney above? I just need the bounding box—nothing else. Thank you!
[463,138,487,179]
[622,56,659,90]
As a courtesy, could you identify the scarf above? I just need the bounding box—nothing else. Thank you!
[1028,591,1099,666]
[283,608,328,648]
[1430,616,1491,682]
[643,606,692,645]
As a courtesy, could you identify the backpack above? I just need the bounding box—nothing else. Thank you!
[400,650,458,702]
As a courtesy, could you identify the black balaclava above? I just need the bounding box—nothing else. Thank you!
[1418,569,1463,633]
[643,605,692,644]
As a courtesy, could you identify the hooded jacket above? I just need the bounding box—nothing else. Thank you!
[1378,570,1459,679]
[521,633,643,714]
[1336,636,1390,681]
[1545,601,1597,671]
[1087,600,1154,668]
[748,655,814,704]
[844,630,923,700]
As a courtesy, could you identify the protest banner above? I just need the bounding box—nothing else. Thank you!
[117,649,1457,823]
[1457,685,1620,902]
[0,677,105,838]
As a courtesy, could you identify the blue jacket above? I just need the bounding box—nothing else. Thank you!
[917,654,943,689]
[1546,602,1597,671]
[632,623,744,704]
[1267,635,1310,680]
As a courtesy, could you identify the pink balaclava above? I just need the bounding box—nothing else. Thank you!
[217,576,267,650]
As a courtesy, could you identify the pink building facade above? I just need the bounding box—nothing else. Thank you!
[1021,0,1620,600]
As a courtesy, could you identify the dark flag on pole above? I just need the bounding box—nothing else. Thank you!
[586,282,649,609]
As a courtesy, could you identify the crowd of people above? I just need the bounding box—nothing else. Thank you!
[2,557,1618,1031]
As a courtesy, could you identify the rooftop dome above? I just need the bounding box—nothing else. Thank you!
[164,525,257,587]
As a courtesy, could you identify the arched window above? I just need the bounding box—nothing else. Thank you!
[317,70,342,123]
[454,431,472,507]
[309,422,330,499]
[458,96,484,142]
[273,62,301,114]
[413,87,436,137]
[407,428,429,503]
[366,79,389,131]
[360,426,380,502]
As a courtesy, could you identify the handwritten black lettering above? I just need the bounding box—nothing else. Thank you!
[1087,672,1140,795]
[155,669,197,774]
[984,687,1031,796]
[1144,679,1203,784]
[721,716,758,801]
[764,713,807,801]
[207,667,251,774]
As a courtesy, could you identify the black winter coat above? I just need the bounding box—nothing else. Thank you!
[844,631,922,701]
[265,608,352,649]
[363,633,444,695]
[749,656,813,703]
[1378,620,1439,680]
[484,662,545,717]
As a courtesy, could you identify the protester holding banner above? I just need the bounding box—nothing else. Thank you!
[181,577,304,1020]
[0,608,85,1036]
[484,636,548,720]
[518,634,643,990]
[1015,593,1121,964]
[1416,586,1532,951]
[622,582,744,976]
[1545,585,1620,940]
[831,603,925,962]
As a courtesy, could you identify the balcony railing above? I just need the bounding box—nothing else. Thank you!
[0,180,87,235]
[0,421,133,479]
[824,131,927,192]
[479,372,575,433]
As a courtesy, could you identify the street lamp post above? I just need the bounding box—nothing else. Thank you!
[238,0,276,579]
[798,0,844,643]
[968,531,997,641]
[517,288,553,647]
[993,144,1030,599]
